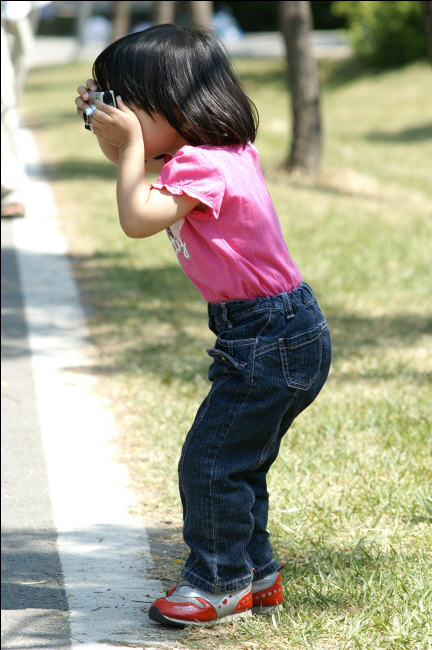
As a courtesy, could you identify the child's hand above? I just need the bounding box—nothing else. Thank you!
[91,97,143,151]
[75,79,99,119]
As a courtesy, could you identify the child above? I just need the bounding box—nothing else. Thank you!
[75,24,331,627]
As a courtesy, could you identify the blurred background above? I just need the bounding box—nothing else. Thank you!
[2,0,430,187]
[4,1,430,68]
[2,5,431,647]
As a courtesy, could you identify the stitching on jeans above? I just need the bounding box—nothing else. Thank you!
[257,395,297,466]
[207,348,247,370]
[232,306,270,322]
[179,375,231,533]
[216,338,256,347]
[255,342,279,357]
[181,374,231,454]
[183,565,252,589]
[281,292,294,318]
[250,342,256,384]
[253,559,281,580]
[182,555,200,575]
[206,373,255,585]
[280,330,321,351]
[279,320,327,351]
[221,302,232,329]
[179,375,231,470]
[241,551,254,577]
[259,414,284,466]
[279,332,323,389]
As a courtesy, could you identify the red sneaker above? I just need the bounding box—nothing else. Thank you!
[252,563,285,614]
[149,581,252,627]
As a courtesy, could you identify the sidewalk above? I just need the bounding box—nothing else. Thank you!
[32,30,351,67]
[1,130,184,649]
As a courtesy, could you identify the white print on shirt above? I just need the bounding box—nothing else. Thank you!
[167,217,190,266]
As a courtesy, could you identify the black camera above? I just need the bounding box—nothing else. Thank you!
[83,90,116,133]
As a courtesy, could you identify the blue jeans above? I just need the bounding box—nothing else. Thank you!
[178,283,331,593]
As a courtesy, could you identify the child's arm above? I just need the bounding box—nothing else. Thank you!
[96,135,120,166]
[88,98,202,239]
[94,138,164,174]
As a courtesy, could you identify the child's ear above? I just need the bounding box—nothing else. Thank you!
[172,106,185,121]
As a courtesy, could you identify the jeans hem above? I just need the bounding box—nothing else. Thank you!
[181,566,253,594]
[252,559,281,581]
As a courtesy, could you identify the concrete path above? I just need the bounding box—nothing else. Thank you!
[1,130,183,649]
[2,220,71,648]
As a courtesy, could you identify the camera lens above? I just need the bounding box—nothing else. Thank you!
[83,106,94,124]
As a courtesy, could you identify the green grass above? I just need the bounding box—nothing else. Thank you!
[22,57,432,649]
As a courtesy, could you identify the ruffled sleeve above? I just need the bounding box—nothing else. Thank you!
[150,145,225,220]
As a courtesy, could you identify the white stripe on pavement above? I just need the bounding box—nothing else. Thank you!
[12,129,183,649]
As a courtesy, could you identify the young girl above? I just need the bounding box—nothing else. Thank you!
[75,24,331,627]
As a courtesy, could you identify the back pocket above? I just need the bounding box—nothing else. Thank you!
[279,323,326,390]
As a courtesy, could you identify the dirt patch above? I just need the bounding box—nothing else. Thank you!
[141,515,189,590]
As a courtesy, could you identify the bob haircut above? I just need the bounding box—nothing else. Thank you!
[92,24,258,147]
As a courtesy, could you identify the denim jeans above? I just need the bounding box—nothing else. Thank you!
[178,283,331,593]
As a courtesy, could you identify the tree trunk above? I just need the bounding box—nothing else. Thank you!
[421,0,432,65]
[189,1,213,28]
[111,0,131,42]
[279,1,321,176]
[155,1,175,25]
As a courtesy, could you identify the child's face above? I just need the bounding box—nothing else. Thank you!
[129,106,188,160]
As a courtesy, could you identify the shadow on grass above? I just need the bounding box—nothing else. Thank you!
[265,165,394,201]
[267,173,382,201]
[317,56,425,89]
[365,122,432,143]
[26,159,118,181]
[237,57,369,93]
[143,522,188,589]
[79,253,201,309]
[67,252,432,385]
[24,111,79,131]
[318,55,369,88]
[4,240,429,384]
[403,515,432,525]
[326,311,432,345]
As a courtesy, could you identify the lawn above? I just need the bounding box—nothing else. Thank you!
[22,55,432,649]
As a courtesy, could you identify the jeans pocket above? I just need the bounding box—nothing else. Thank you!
[279,322,326,390]
[206,347,247,371]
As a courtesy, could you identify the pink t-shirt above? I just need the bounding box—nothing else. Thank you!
[151,143,302,303]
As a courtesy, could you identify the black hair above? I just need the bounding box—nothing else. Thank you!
[92,24,258,147]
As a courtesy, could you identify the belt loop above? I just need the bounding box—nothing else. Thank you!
[208,304,215,330]
[221,302,233,329]
[282,292,294,320]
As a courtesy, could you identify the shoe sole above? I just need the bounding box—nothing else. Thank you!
[149,605,252,627]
